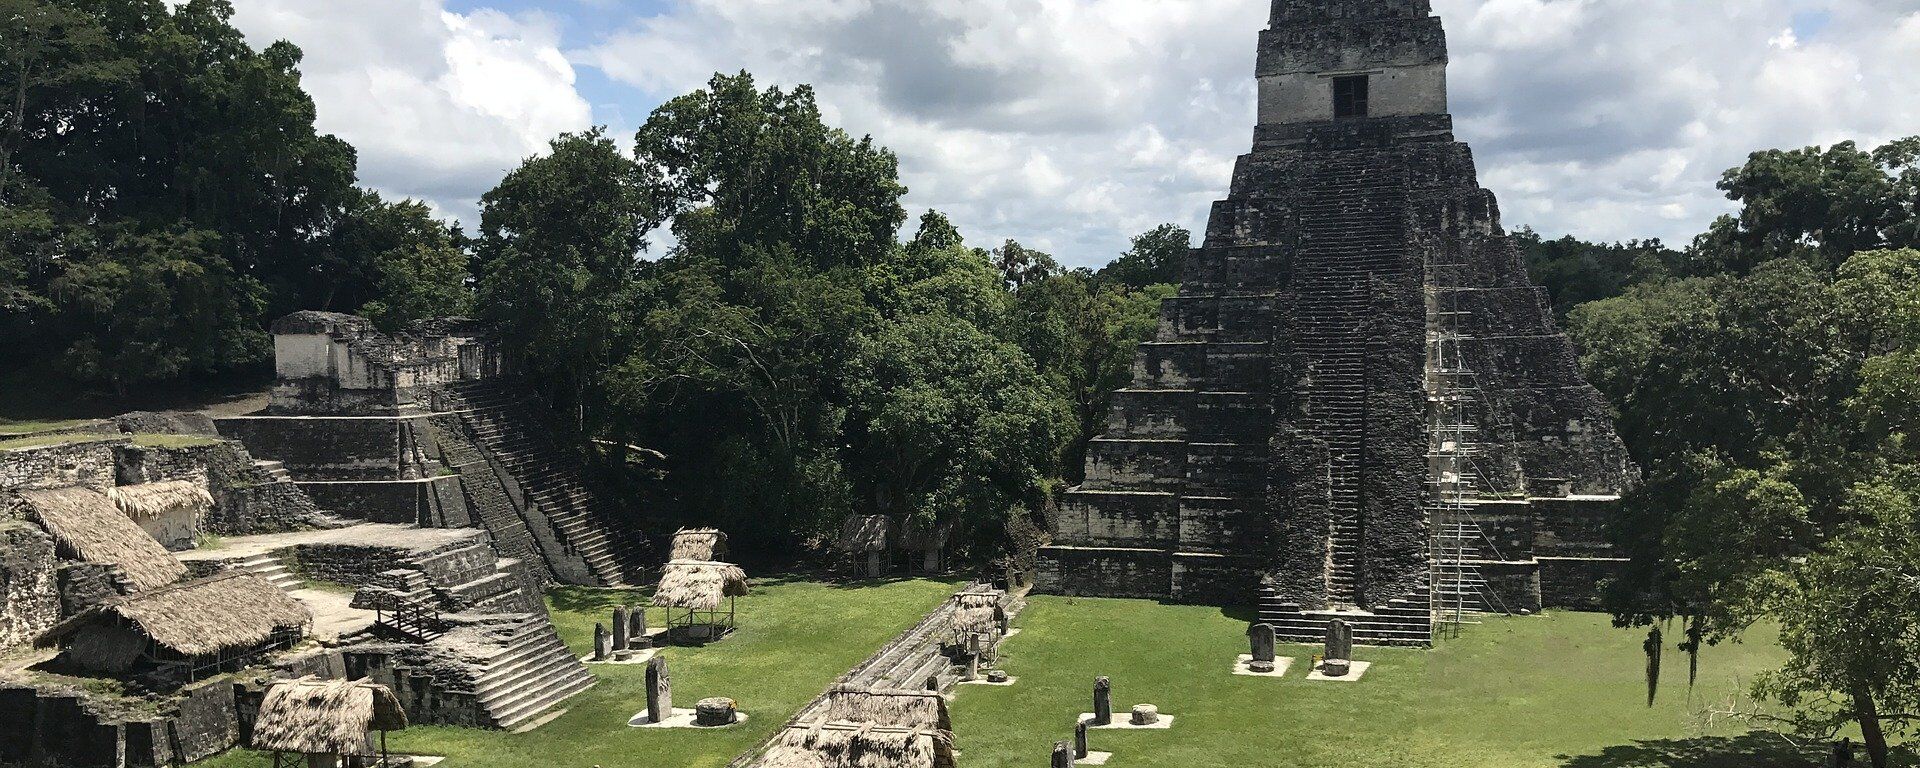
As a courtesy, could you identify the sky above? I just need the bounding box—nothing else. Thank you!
[216,0,1920,268]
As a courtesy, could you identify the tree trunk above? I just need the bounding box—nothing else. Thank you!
[1853,687,1889,768]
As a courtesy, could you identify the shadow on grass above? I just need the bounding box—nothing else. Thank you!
[1556,731,1836,768]
[548,585,648,614]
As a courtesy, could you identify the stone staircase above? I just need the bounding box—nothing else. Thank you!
[1292,157,1411,610]
[232,552,303,592]
[424,416,568,581]
[474,616,598,731]
[440,381,649,588]
[1257,586,1435,648]
[253,460,293,483]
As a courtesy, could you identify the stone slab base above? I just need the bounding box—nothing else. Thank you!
[582,648,660,666]
[628,708,750,729]
[958,677,1018,687]
[1080,751,1115,765]
[1232,655,1294,678]
[1306,660,1372,682]
[1078,713,1176,730]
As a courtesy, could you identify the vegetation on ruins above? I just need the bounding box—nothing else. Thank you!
[1553,136,1920,765]
[1,0,471,393]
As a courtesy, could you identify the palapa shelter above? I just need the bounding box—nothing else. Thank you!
[825,686,951,731]
[758,722,956,768]
[17,485,188,592]
[898,517,951,573]
[37,572,310,681]
[252,676,408,768]
[652,559,748,641]
[838,515,893,577]
[945,591,1008,650]
[108,480,213,551]
[669,528,728,561]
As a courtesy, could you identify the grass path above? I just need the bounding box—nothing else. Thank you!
[198,576,962,768]
[949,597,1908,768]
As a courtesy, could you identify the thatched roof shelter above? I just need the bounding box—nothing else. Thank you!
[759,722,956,768]
[948,591,1007,643]
[669,528,728,561]
[17,486,187,592]
[652,560,749,612]
[108,480,213,521]
[825,686,951,731]
[37,572,310,666]
[898,517,949,553]
[253,677,408,756]
[838,516,892,553]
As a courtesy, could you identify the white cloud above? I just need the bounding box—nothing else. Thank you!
[227,0,1920,266]
[224,0,593,221]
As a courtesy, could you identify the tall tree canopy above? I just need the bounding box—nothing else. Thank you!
[2,0,470,393]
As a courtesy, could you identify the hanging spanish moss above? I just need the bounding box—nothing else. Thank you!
[1643,624,1664,708]
[1683,617,1704,692]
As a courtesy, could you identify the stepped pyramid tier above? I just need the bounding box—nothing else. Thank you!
[1035,0,1633,646]
[217,312,653,587]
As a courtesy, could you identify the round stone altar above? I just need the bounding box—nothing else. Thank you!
[695,697,738,727]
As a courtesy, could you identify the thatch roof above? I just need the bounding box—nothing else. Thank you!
[838,516,892,553]
[825,687,951,731]
[38,572,310,658]
[109,480,213,521]
[898,517,949,552]
[758,723,955,768]
[18,486,187,591]
[651,560,749,611]
[949,591,1007,643]
[669,528,728,561]
[253,677,408,755]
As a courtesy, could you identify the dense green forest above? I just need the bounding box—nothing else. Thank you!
[5,2,1920,760]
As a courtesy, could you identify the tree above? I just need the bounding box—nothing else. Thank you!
[354,199,471,331]
[1098,223,1190,289]
[1514,227,1682,315]
[48,227,268,393]
[1692,138,1920,275]
[0,0,129,201]
[1572,249,1920,766]
[848,310,1064,555]
[635,71,907,273]
[476,128,651,427]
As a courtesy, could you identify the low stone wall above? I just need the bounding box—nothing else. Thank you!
[298,478,454,525]
[0,678,238,768]
[291,543,416,588]
[216,417,402,480]
[0,440,121,494]
[1540,557,1626,610]
[1034,546,1172,600]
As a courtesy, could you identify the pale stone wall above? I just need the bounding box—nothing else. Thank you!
[1258,64,1447,124]
[0,522,59,648]
[0,440,122,494]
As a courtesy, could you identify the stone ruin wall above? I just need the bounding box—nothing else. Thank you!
[269,312,506,417]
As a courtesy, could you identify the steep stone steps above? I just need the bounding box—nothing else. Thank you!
[475,618,598,730]
[234,553,303,592]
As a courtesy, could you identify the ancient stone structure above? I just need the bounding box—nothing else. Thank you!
[217,312,651,587]
[594,623,612,662]
[1035,0,1633,647]
[1092,677,1113,726]
[1249,623,1278,673]
[695,697,739,727]
[1324,619,1355,677]
[647,656,673,723]
[1075,720,1090,759]
[1053,741,1076,768]
[1130,704,1161,727]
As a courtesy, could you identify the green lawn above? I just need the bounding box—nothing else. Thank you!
[950,597,1910,768]
[198,576,963,768]
[0,418,103,436]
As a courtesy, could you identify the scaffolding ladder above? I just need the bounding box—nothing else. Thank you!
[1425,257,1515,638]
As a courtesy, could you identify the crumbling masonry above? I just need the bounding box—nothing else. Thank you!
[1036,0,1634,647]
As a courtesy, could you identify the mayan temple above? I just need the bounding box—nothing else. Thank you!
[1035,0,1635,646]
